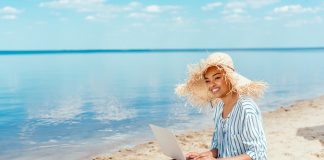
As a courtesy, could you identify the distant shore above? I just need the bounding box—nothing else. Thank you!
[1,47,324,55]
[93,95,324,160]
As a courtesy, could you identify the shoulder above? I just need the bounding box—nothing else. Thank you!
[213,101,223,120]
[214,101,223,113]
[237,96,260,115]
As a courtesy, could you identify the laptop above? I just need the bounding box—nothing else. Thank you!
[149,124,186,160]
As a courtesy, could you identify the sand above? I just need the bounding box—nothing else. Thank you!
[93,96,324,160]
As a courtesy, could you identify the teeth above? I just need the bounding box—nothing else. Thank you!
[212,88,219,93]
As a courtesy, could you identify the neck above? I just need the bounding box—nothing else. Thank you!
[221,92,239,108]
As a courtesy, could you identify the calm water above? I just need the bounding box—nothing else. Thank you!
[0,50,323,159]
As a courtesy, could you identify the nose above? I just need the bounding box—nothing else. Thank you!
[210,79,217,85]
[209,80,217,87]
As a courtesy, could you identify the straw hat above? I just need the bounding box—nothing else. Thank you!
[175,52,267,107]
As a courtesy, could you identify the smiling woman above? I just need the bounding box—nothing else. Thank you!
[176,53,267,160]
[1,0,324,160]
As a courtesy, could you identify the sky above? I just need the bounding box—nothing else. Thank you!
[1,0,324,50]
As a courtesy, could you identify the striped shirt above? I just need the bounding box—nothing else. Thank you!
[211,96,267,160]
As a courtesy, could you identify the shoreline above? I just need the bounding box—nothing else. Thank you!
[93,96,324,160]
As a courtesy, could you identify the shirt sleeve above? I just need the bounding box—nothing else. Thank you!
[242,112,267,160]
[211,104,220,150]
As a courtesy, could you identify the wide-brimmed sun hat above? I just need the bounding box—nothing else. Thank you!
[175,52,267,107]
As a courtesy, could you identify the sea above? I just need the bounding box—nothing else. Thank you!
[0,48,323,159]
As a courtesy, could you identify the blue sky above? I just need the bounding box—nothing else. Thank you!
[1,0,324,50]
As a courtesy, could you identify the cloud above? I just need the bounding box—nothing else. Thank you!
[273,4,323,14]
[245,0,278,8]
[128,12,154,20]
[40,0,137,20]
[285,16,323,27]
[128,4,181,20]
[171,16,187,25]
[200,0,279,23]
[39,0,106,12]
[263,4,324,23]
[40,0,136,22]
[85,15,96,21]
[0,6,21,20]
[40,1,181,22]
[221,2,252,23]
[202,0,277,12]
[202,1,255,23]
[224,14,252,23]
[1,14,17,20]
[144,5,181,13]
[123,1,142,12]
[145,5,161,13]
[201,2,223,11]
[223,2,246,14]
[0,6,21,14]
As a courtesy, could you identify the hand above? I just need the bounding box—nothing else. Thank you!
[186,151,199,159]
[186,151,216,160]
[192,154,216,160]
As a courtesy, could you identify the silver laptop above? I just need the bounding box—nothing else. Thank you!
[149,124,186,160]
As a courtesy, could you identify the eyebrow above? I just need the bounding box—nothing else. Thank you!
[212,73,221,77]
[204,73,221,80]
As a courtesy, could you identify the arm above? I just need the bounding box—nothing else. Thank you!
[201,148,218,158]
[240,113,267,160]
[186,149,218,159]
[217,153,251,160]
[216,113,266,160]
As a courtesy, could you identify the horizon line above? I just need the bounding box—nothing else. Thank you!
[1,46,324,54]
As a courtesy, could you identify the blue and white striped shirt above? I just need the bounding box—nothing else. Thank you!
[211,96,267,160]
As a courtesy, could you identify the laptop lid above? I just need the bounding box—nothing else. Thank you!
[149,124,186,160]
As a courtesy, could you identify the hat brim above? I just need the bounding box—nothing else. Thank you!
[175,65,267,107]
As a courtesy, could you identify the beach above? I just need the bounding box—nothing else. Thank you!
[93,95,324,160]
[1,51,323,160]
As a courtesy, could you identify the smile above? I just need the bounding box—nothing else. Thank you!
[211,87,220,94]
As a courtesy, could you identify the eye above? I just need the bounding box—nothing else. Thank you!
[214,76,221,80]
[205,80,210,83]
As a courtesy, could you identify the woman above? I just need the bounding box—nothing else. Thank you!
[175,53,267,160]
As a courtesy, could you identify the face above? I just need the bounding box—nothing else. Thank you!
[203,66,231,98]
